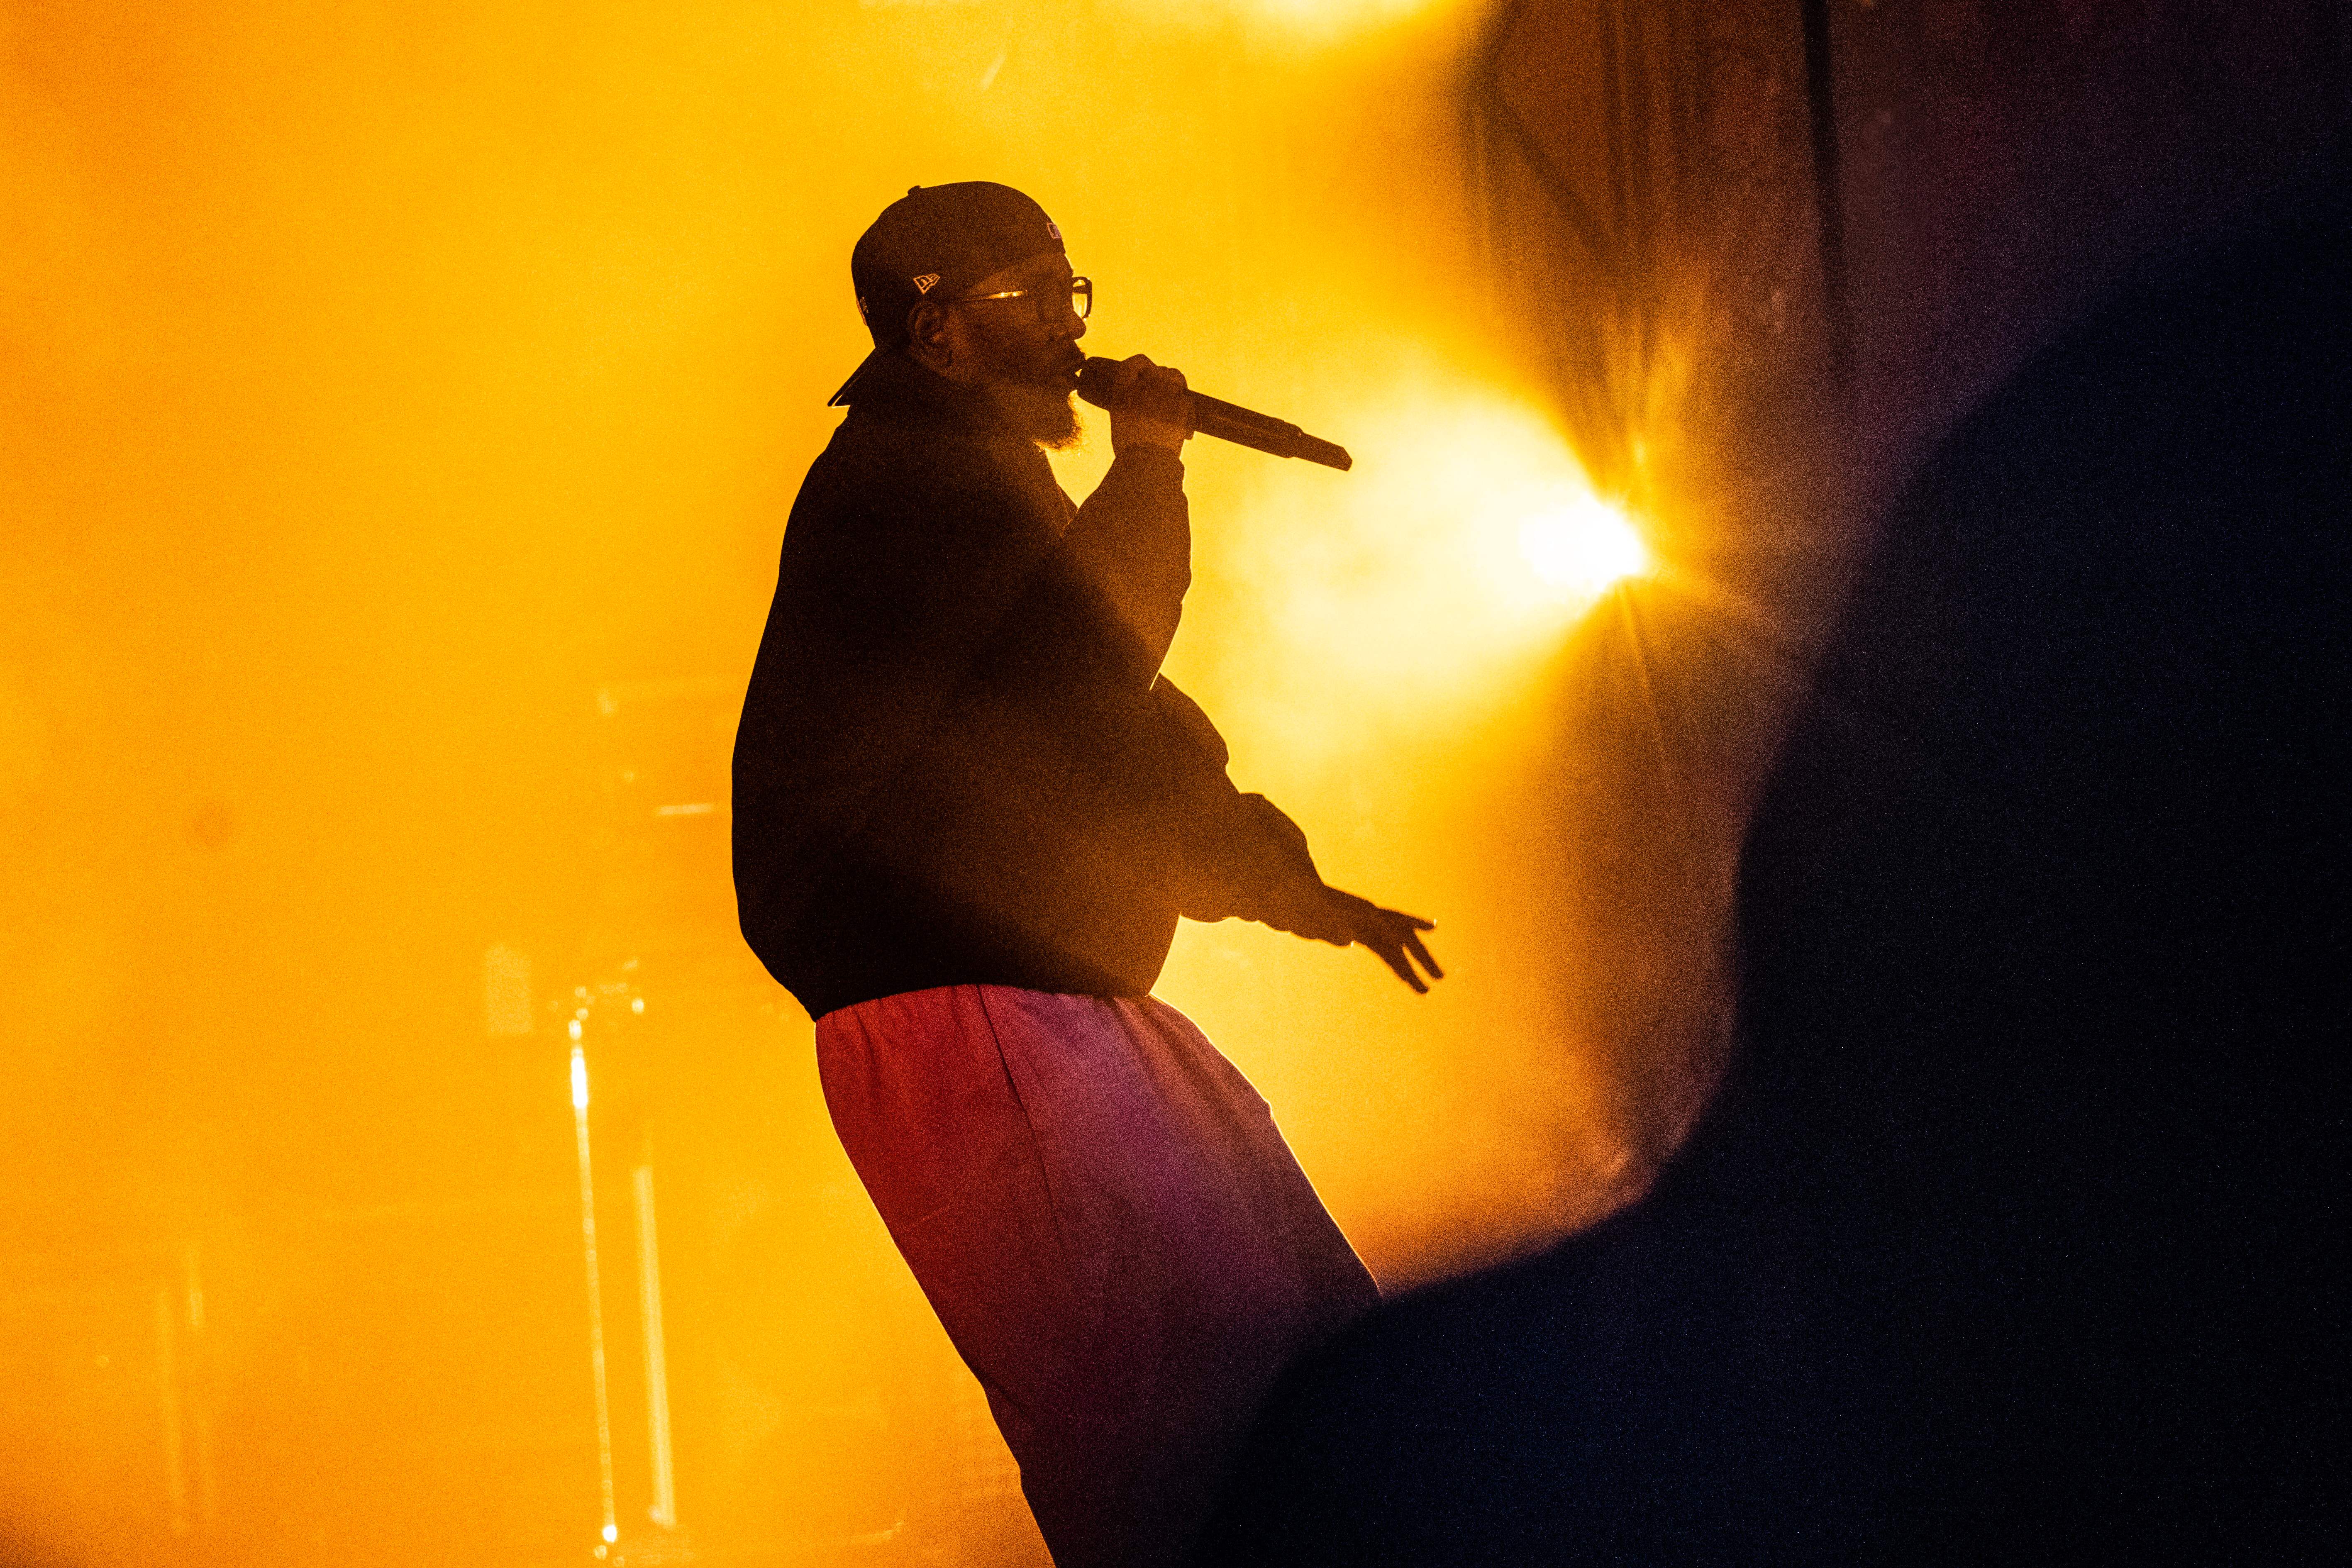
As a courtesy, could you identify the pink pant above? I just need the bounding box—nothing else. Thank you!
[816,985,1379,1568]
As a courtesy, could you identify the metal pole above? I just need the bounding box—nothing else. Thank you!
[571,1039,620,1553]
[634,1162,679,1531]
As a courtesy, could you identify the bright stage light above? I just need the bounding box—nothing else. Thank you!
[1170,362,1659,773]
[1518,497,1648,598]
[1114,0,1442,41]
[1240,0,1430,29]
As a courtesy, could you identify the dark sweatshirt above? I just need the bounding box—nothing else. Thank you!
[732,352,1325,1020]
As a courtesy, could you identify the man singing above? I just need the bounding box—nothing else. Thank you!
[731,182,1441,1568]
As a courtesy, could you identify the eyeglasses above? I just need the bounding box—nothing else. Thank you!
[944,275,1092,324]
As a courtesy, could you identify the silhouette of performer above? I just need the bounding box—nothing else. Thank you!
[731,182,1441,1568]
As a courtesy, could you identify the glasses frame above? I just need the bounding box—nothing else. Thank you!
[943,275,1092,324]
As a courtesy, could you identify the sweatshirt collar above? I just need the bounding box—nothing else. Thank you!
[832,349,1009,438]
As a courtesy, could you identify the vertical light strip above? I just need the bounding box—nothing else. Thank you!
[153,1287,190,1535]
[633,1163,678,1530]
[183,1243,219,1528]
[571,1041,620,1548]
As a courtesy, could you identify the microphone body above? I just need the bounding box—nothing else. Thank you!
[1075,356,1352,471]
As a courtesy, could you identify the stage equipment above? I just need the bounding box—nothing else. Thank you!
[562,971,692,1564]
[1075,356,1353,470]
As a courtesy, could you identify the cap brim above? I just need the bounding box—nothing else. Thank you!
[826,350,886,408]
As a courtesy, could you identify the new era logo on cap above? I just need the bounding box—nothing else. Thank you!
[912,273,942,294]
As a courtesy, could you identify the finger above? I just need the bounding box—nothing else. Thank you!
[1403,929,1444,982]
[1362,931,1429,992]
[1371,939,1429,993]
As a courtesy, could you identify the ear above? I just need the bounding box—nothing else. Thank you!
[906,301,955,372]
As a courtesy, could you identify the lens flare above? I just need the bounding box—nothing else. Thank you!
[1112,0,1441,42]
[1518,497,1648,598]
[1177,360,1651,751]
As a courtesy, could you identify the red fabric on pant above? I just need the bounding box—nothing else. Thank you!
[816,985,1379,1568]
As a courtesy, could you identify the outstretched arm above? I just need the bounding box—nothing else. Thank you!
[1197,796,1443,992]
[1155,680,1443,992]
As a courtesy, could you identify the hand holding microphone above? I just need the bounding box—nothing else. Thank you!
[1092,354,1194,456]
[1077,355,1353,471]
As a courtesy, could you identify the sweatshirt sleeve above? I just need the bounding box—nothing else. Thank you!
[1057,444,1192,685]
[1150,678,1344,938]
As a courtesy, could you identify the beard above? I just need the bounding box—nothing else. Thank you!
[967,322,1085,448]
[992,382,1083,449]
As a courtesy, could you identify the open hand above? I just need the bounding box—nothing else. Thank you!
[1323,888,1443,993]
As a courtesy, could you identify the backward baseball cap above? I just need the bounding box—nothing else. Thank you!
[828,181,1067,406]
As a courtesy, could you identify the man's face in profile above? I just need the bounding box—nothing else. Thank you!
[936,251,1088,447]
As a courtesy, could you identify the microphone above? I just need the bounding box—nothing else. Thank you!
[1075,356,1353,471]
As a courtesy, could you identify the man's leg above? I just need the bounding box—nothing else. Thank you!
[816,984,1377,1567]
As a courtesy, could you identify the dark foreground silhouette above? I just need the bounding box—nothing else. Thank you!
[1195,167,2348,1564]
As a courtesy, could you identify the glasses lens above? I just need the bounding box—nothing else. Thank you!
[1069,277,1092,321]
